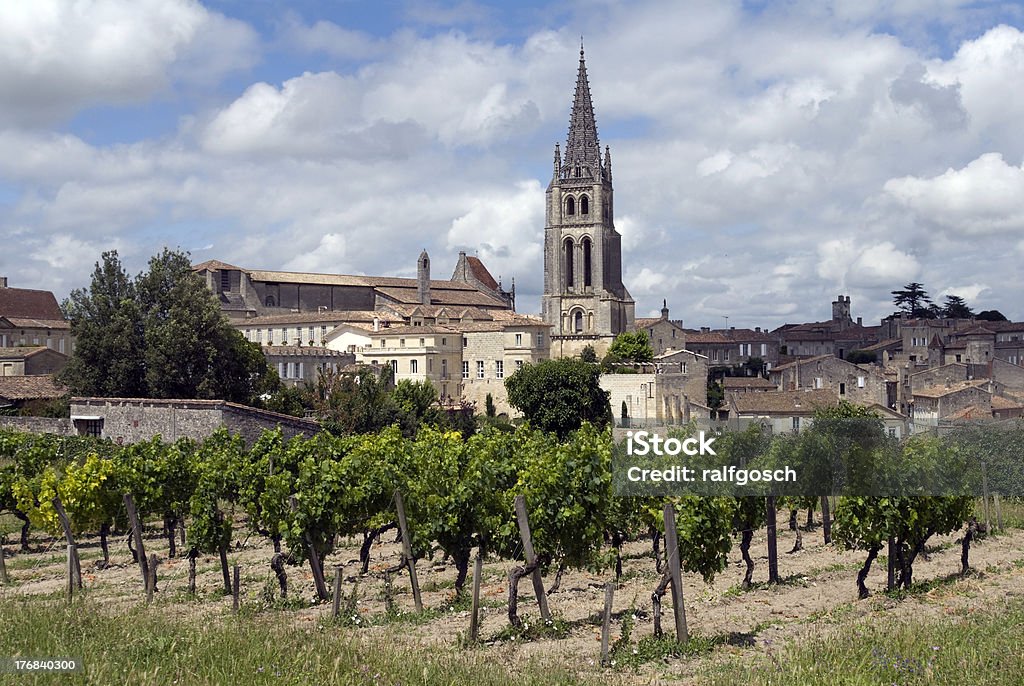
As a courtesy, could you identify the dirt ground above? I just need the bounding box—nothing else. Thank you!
[2,511,1023,684]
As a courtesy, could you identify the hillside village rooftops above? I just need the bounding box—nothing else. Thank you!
[731,389,838,415]
[239,311,381,326]
[912,379,989,399]
[0,346,53,359]
[721,376,776,389]
[0,286,65,320]
[0,375,66,401]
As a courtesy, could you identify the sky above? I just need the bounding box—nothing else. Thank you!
[2,0,1024,330]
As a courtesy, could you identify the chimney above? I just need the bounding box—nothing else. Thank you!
[857,316,863,326]
[373,317,380,332]
[701,326,710,334]
[661,299,669,321]
[755,326,761,333]
[417,250,431,305]
[0,277,6,288]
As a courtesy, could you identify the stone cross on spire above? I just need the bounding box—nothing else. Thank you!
[562,39,603,181]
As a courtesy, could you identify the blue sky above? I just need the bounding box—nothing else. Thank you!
[2,0,1024,328]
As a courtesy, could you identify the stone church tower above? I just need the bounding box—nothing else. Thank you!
[542,45,634,356]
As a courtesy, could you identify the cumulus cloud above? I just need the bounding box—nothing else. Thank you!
[0,0,257,125]
[884,153,1024,236]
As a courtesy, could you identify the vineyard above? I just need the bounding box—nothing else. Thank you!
[2,420,1024,685]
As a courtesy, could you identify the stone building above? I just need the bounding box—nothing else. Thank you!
[0,279,72,354]
[910,380,992,429]
[636,301,686,356]
[542,46,634,357]
[0,346,67,377]
[0,375,66,412]
[262,346,356,388]
[769,354,890,408]
[774,295,879,359]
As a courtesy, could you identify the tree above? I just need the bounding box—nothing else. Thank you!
[62,249,275,405]
[60,251,146,397]
[580,344,598,364]
[504,358,611,437]
[608,331,654,364]
[845,350,877,364]
[976,309,1008,322]
[891,282,933,318]
[941,295,973,319]
[313,365,399,435]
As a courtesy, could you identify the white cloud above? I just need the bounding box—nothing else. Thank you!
[0,0,257,125]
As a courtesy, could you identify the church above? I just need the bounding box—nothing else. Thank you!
[542,45,636,357]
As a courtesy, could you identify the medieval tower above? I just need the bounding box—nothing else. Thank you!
[541,44,635,356]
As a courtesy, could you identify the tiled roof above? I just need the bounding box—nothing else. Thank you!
[721,376,776,389]
[465,256,499,291]
[0,346,50,359]
[0,287,65,320]
[945,405,990,421]
[731,389,838,415]
[192,259,243,272]
[236,311,380,325]
[991,395,1023,411]
[770,354,832,372]
[861,338,902,352]
[683,331,732,344]
[263,346,355,358]
[1,317,71,329]
[368,324,461,336]
[912,380,989,399]
[0,375,67,401]
[375,286,508,308]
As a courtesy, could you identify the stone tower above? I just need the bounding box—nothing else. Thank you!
[417,250,431,305]
[541,43,634,356]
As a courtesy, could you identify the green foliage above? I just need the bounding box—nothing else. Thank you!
[504,358,611,438]
[579,344,598,363]
[845,349,877,364]
[608,331,654,364]
[891,282,934,318]
[941,294,974,319]
[976,309,1008,321]
[61,249,276,404]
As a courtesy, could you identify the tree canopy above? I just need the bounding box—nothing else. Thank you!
[504,358,611,437]
[61,249,276,404]
[891,282,933,318]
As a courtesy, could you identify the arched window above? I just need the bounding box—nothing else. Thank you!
[565,196,575,216]
[575,166,581,178]
[564,238,575,289]
[574,310,584,333]
[582,238,592,287]
[265,295,276,307]
[580,195,589,215]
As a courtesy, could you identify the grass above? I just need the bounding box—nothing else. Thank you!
[707,597,1024,685]
[0,597,600,686]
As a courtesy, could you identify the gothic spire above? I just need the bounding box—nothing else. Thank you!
[563,40,602,180]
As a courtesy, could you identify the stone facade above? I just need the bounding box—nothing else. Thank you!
[69,397,320,445]
[910,381,992,428]
[636,302,686,356]
[541,46,634,353]
[0,281,73,355]
[0,347,67,376]
[770,354,889,408]
[263,346,356,388]
[0,416,74,434]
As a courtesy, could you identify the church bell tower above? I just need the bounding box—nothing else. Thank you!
[541,43,634,355]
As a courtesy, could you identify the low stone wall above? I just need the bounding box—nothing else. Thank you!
[0,416,74,435]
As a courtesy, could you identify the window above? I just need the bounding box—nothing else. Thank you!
[245,329,251,341]
[220,271,231,291]
[441,359,448,378]
[515,333,523,346]
[955,354,962,362]
[278,362,285,378]
[814,377,823,389]
[58,338,65,354]
[419,338,425,346]
[574,310,583,333]
[442,338,447,346]
[839,382,846,395]
[462,361,469,379]
[400,339,405,348]
[792,417,801,433]
[282,328,288,344]
[308,327,315,343]
[463,337,468,348]
[515,360,524,371]
[564,238,575,287]
[380,339,386,348]
[321,326,327,342]
[265,296,276,307]
[712,350,719,361]
[536,332,544,347]
[582,238,592,287]
[580,195,589,214]
[565,196,575,215]
[427,358,432,372]
[287,362,295,378]
[390,360,398,374]
[495,360,504,379]
[476,360,485,379]
[298,362,304,379]
[724,350,730,362]
[857,376,865,388]
[681,361,688,374]
[79,419,103,438]
[268,329,274,344]
[256,329,263,343]
[410,360,418,374]
[760,343,767,356]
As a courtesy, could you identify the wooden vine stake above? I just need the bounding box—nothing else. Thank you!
[51,496,82,589]
[765,495,780,584]
[331,566,343,619]
[982,462,991,533]
[123,494,150,594]
[232,564,240,613]
[514,494,551,621]
[600,582,615,666]
[662,502,688,643]
[468,553,483,642]
[994,493,1003,531]
[0,541,8,585]
[393,489,423,612]
[66,544,76,603]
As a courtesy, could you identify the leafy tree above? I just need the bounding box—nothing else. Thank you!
[608,331,654,364]
[62,249,275,404]
[845,350,877,364]
[313,365,399,435]
[976,309,1008,321]
[891,282,933,318]
[505,358,611,437]
[484,393,496,418]
[60,251,146,397]
[579,344,598,363]
[941,295,973,319]
[742,356,766,376]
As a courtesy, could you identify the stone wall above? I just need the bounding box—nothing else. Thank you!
[0,416,74,435]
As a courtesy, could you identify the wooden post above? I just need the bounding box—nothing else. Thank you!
[146,559,155,604]
[887,538,896,591]
[514,495,551,621]
[662,502,689,643]
[66,544,75,603]
[820,495,832,544]
[982,462,991,533]
[288,496,328,600]
[765,496,780,584]
[51,496,82,589]
[0,542,8,585]
[123,494,150,593]
[332,566,343,619]
[600,582,615,666]
[232,564,240,613]
[469,554,483,643]
[994,494,1003,531]
[393,490,423,612]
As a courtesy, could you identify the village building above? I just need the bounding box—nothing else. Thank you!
[0,346,67,377]
[769,354,891,408]
[0,278,72,354]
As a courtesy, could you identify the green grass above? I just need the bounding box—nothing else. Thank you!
[0,597,599,685]
[707,598,1024,685]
